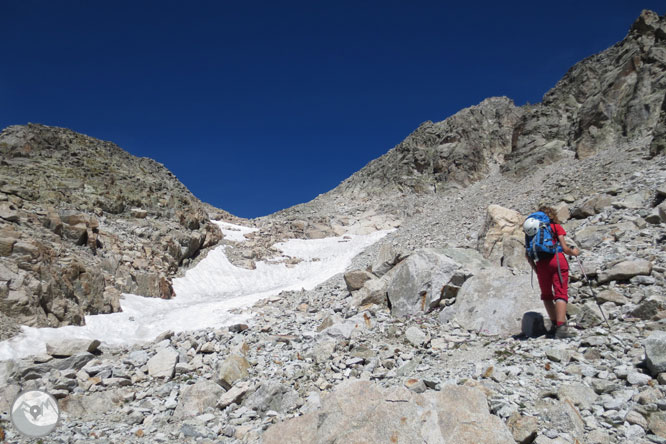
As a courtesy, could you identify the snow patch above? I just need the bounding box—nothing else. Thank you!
[0,224,389,361]
[213,220,258,242]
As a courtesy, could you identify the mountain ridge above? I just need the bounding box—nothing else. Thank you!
[322,9,665,203]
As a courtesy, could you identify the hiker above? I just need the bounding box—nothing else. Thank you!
[523,206,580,338]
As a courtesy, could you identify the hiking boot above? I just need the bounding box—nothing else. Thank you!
[554,324,576,339]
[546,323,557,337]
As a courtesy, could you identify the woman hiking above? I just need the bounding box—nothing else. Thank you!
[523,206,580,339]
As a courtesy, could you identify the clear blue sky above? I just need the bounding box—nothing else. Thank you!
[1,1,663,218]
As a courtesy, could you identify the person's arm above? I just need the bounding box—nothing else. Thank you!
[558,234,579,256]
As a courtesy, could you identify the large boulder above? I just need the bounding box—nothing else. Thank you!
[477,205,526,270]
[262,380,515,444]
[597,259,652,283]
[46,339,101,357]
[371,242,403,277]
[573,222,637,249]
[440,268,542,336]
[385,248,488,317]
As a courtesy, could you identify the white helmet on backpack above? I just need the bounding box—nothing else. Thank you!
[523,217,540,237]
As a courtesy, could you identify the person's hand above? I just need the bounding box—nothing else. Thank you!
[571,247,580,256]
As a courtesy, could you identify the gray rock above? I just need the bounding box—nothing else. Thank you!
[626,409,649,429]
[572,301,604,328]
[0,236,16,256]
[507,413,539,444]
[440,268,541,336]
[0,123,223,328]
[46,338,101,357]
[50,352,96,371]
[343,269,374,292]
[647,208,663,224]
[574,223,637,249]
[334,96,521,196]
[59,390,124,420]
[658,201,666,223]
[596,289,629,305]
[243,381,300,414]
[631,297,666,320]
[0,360,16,387]
[0,384,20,413]
[217,354,250,389]
[545,346,571,364]
[130,208,148,218]
[648,411,666,439]
[371,243,401,277]
[627,372,652,386]
[539,400,585,441]
[571,195,613,219]
[350,277,388,307]
[403,377,427,393]
[320,313,371,339]
[125,350,149,367]
[310,338,337,364]
[217,381,252,409]
[405,326,428,347]
[262,380,515,444]
[476,205,525,270]
[173,380,225,419]
[612,191,649,209]
[0,202,19,223]
[180,421,214,439]
[557,383,598,410]
[645,331,666,376]
[598,259,653,283]
[147,347,179,379]
[386,248,463,317]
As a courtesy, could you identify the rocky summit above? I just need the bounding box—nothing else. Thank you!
[0,124,229,330]
[1,9,666,444]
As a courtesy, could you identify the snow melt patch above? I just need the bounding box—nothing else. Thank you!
[0,225,389,361]
[213,220,258,242]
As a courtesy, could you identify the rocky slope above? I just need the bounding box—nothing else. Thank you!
[0,124,227,329]
[1,126,665,444]
[1,9,666,444]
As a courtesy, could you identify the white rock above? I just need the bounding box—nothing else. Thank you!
[147,347,179,379]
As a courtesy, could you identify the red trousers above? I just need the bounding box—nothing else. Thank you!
[536,253,569,302]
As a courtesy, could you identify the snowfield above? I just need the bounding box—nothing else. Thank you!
[0,223,389,361]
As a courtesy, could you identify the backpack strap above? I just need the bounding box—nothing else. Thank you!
[551,223,564,284]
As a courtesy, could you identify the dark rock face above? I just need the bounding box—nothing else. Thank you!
[0,124,223,327]
[336,10,666,197]
[506,9,666,171]
[337,97,522,196]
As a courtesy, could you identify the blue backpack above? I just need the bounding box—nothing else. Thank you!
[524,211,562,261]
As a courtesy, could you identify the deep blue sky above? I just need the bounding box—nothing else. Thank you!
[1,2,663,218]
